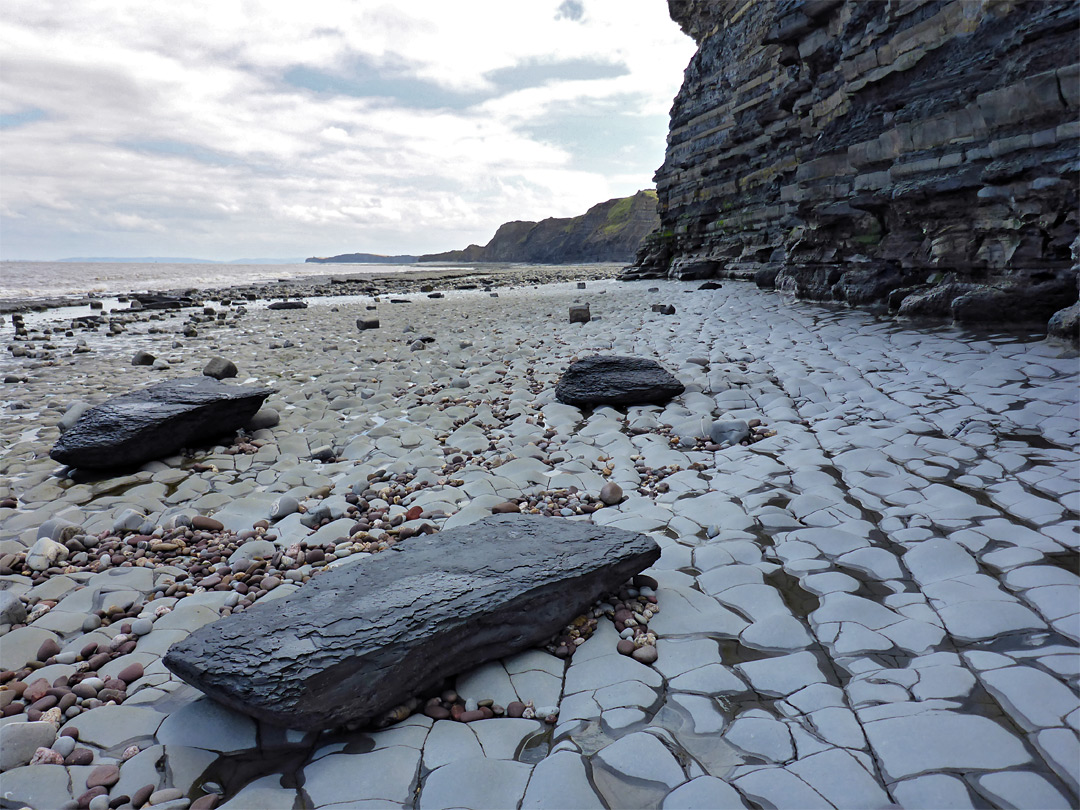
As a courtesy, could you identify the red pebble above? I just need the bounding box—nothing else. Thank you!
[117,663,144,684]
[506,701,526,718]
[64,748,94,766]
[459,709,486,723]
[423,705,451,720]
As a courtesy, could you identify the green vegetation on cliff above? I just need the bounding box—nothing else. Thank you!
[420,190,659,264]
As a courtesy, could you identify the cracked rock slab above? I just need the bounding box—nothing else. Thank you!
[164,515,659,730]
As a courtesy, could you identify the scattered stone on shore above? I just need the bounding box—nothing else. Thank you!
[202,356,238,380]
[267,300,307,310]
[131,350,155,366]
[164,515,660,731]
[555,355,685,407]
[569,304,591,324]
[709,419,750,446]
[49,377,275,470]
[357,317,380,331]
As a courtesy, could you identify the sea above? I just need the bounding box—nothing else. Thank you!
[0,261,423,302]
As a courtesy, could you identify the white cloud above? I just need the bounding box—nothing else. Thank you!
[0,0,695,259]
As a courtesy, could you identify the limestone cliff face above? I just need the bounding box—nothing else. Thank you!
[421,190,659,264]
[627,0,1079,331]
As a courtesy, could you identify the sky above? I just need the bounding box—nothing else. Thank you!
[0,1,696,261]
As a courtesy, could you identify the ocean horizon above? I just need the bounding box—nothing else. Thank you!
[0,260,434,301]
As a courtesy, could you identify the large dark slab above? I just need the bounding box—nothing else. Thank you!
[164,515,660,731]
[50,377,274,469]
[555,355,685,407]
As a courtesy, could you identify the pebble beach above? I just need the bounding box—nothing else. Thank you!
[1,266,1078,809]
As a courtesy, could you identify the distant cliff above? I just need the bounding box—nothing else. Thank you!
[420,190,659,264]
[306,253,418,264]
[625,0,1079,335]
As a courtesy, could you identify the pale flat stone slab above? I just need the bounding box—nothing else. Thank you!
[671,492,754,532]
[471,718,539,760]
[787,528,869,558]
[669,664,751,696]
[60,704,165,749]
[652,638,724,679]
[422,720,482,771]
[903,539,978,585]
[975,770,1073,810]
[735,652,827,697]
[455,660,518,707]
[661,776,746,809]
[304,747,421,806]
[419,757,533,810]
[864,710,1032,781]
[787,748,892,810]
[936,600,1047,642]
[520,751,605,810]
[218,774,297,810]
[647,585,749,637]
[594,680,660,712]
[807,707,866,749]
[734,766,832,809]
[564,651,663,694]
[1033,727,1080,795]
[594,731,686,788]
[155,696,257,753]
[724,713,793,762]
[0,626,59,671]
[0,764,75,810]
[891,773,979,809]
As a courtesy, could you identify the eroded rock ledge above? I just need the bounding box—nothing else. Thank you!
[625,0,1079,334]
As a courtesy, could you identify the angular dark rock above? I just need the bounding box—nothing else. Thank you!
[267,300,307,310]
[202,356,238,380]
[555,355,685,408]
[50,377,274,470]
[569,304,591,324]
[164,514,660,731]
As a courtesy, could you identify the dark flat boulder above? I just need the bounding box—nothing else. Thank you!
[50,377,274,470]
[268,300,307,310]
[555,355,685,407]
[164,514,660,731]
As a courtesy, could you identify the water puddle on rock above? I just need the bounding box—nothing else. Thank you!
[764,568,820,618]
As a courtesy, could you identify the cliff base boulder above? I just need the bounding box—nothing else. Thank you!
[555,355,684,407]
[164,515,660,731]
[50,377,274,470]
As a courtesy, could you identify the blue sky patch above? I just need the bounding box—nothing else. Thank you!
[0,108,46,128]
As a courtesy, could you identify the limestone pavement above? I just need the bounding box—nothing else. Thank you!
[1,276,1077,809]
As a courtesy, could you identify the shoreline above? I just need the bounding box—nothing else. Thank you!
[0,262,626,315]
[1,274,1077,808]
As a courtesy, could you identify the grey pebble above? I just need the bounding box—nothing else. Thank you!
[51,735,76,758]
[132,618,154,636]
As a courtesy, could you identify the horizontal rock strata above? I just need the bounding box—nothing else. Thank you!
[626,0,1079,329]
[164,515,660,731]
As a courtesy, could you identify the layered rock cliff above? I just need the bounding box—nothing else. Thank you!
[625,0,1079,334]
[421,190,659,264]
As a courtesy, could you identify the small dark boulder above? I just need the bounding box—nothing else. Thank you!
[164,514,660,731]
[555,355,684,408]
[356,317,380,331]
[131,351,155,366]
[569,305,591,324]
[50,377,274,470]
[202,357,238,380]
[268,300,307,310]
